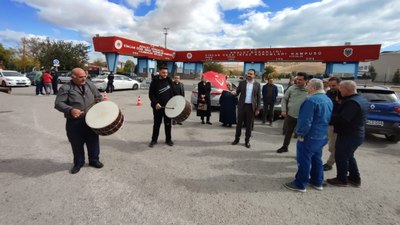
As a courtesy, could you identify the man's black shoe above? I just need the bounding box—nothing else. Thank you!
[206,121,212,125]
[177,122,183,125]
[149,141,157,147]
[348,176,361,187]
[232,139,239,145]
[201,121,205,124]
[70,165,82,174]
[323,164,333,171]
[276,146,288,153]
[89,161,104,168]
[245,142,251,148]
[166,141,174,146]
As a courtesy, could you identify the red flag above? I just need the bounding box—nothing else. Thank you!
[201,71,228,90]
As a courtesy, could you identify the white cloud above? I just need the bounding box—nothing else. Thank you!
[3,0,400,60]
[125,0,151,8]
[0,29,48,47]
[219,0,266,10]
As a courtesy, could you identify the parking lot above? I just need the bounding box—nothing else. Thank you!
[0,84,399,225]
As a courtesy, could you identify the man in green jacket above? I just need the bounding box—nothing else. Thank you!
[276,72,308,153]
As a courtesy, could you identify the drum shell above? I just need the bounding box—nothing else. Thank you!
[91,110,124,136]
[172,99,192,123]
[85,101,124,136]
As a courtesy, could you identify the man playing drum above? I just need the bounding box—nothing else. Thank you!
[55,68,104,174]
[148,66,176,147]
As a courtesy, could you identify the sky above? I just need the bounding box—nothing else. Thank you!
[1,0,400,62]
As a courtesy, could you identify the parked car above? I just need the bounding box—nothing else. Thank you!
[57,71,72,83]
[260,83,285,120]
[25,71,37,85]
[357,85,400,143]
[191,80,238,107]
[91,74,141,91]
[0,70,31,87]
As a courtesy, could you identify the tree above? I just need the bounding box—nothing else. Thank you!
[203,62,224,73]
[392,69,400,84]
[123,60,136,74]
[0,43,15,69]
[369,65,377,81]
[263,65,276,81]
[91,59,106,67]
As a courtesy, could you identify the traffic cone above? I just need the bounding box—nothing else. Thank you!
[103,91,109,101]
[136,95,142,106]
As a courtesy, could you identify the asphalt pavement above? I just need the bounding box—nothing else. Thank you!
[0,85,399,225]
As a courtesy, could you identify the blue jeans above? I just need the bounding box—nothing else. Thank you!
[66,118,100,166]
[293,138,328,189]
[335,134,363,182]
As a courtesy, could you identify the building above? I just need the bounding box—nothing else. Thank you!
[371,51,400,82]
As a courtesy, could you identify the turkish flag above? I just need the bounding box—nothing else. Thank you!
[201,71,228,90]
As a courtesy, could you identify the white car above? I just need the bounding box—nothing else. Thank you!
[57,71,72,84]
[0,70,31,87]
[91,74,141,91]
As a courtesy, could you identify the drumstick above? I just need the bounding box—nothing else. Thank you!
[162,106,175,109]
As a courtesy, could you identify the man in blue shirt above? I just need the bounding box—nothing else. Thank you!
[284,79,333,192]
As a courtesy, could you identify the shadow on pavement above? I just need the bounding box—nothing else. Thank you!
[0,158,70,177]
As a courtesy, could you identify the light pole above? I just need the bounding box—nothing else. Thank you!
[163,27,169,48]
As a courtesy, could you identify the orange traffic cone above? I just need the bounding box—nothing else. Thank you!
[103,91,109,101]
[136,95,142,106]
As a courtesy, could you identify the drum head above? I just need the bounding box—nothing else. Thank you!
[85,101,120,129]
[165,96,186,118]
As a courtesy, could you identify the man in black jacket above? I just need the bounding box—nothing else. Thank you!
[172,75,185,125]
[148,67,176,147]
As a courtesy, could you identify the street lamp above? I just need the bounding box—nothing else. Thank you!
[163,27,169,48]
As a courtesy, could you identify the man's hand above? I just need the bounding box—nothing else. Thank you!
[231,90,237,96]
[71,108,83,118]
[255,109,260,116]
[281,111,287,117]
[155,103,162,110]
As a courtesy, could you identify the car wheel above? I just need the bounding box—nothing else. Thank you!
[1,81,6,87]
[384,134,400,143]
[132,84,139,90]
[57,79,61,83]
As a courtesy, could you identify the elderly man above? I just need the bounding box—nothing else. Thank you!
[327,80,368,187]
[55,68,104,174]
[284,79,332,192]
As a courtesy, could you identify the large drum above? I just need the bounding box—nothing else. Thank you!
[85,101,124,136]
[165,96,192,123]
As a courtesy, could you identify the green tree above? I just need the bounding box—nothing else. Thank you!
[0,43,15,69]
[123,60,136,74]
[263,65,276,81]
[23,38,89,70]
[203,62,224,73]
[369,65,377,81]
[392,69,400,84]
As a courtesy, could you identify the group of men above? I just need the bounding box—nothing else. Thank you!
[55,67,368,194]
[35,67,59,96]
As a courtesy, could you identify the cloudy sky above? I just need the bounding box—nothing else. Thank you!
[0,0,399,61]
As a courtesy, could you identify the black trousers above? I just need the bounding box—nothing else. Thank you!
[151,108,172,142]
[66,118,100,166]
[235,104,254,142]
[262,102,274,123]
[282,115,297,148]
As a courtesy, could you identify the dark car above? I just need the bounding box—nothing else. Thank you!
[357,85,400,143]
[26,72,37,85]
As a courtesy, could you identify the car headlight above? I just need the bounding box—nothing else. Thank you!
[5,78,14,81]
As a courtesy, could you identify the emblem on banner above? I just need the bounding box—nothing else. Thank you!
[343,48,353,57]
[114,40,123,50]
[186,52,192,59]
